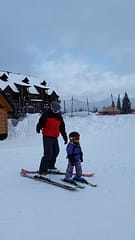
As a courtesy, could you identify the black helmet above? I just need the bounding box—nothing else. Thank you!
[69,132,80,140]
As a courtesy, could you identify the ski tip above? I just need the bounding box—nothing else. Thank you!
[20,169,26,176]
[87,174,94,177]
[63,185,77,191]
[83,173,95,177]
[20,168,26,173]
[90,183,97,187]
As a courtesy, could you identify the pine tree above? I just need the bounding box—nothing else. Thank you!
[117,94,121,110]
[122,92,131,113]
[111,94,115,108]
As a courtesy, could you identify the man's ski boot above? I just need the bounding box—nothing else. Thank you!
[48,168,60,173]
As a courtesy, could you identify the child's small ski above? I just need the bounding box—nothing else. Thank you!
[74,178,97,187]
[62,179,85,189]
[51,171,94,177]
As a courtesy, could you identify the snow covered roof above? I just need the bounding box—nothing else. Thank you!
[0,71,50,94]
[29,85,39,94]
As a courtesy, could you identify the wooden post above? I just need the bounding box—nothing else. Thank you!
[71,96,73,117]
[87,97,90,115]
[0,108,8,140]
[63,100,66,113]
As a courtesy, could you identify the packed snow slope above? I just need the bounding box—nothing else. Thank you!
[0,112,135,240]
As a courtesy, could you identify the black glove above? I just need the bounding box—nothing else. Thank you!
[64,135,68,144]
[80,152,83,162]
[36,124,40,134]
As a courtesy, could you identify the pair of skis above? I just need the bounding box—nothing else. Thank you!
[21,168,94,177]
[20,168,97,191]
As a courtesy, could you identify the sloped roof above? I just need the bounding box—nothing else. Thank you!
[0,71,50,94]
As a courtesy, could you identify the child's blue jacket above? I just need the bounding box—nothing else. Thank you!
[66,142,83,161]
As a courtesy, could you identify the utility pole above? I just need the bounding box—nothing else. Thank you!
[71,96,73,117]
[87,97,90,115]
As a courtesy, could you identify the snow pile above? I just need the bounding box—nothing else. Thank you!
[0,112,135,240]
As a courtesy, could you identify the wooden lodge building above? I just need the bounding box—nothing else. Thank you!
[0,71,60,119]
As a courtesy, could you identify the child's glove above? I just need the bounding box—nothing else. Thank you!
[80,152,83,162]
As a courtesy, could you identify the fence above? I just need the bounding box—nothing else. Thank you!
[61,97,98,116]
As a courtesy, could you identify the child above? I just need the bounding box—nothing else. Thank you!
[64,131,85,183]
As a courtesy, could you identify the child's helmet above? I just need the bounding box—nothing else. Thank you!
[69,132,80,141]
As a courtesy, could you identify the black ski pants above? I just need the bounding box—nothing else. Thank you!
[39,136,59,173]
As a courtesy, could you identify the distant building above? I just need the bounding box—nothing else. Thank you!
[97,106,121,115]
[0,71,59,118]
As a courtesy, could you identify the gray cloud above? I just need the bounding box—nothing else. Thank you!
[0,0,135,98]
[34,56,135,101]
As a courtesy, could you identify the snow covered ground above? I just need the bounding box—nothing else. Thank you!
[0,112,135,240]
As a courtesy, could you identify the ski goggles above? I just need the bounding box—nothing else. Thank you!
[73,136,80,141]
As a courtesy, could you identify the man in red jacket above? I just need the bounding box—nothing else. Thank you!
[36,101,68,175]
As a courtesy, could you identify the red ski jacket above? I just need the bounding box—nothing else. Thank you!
[36,108,67,142]
[42,117,61,137]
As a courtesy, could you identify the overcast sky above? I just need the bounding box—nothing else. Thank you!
[1,0,135,100]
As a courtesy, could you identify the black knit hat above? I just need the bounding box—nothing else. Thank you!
[50,101,61,113]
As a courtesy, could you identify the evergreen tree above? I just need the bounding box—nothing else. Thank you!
[117,94,121,110]
[122,92,131,113]
[111,94,115,108]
